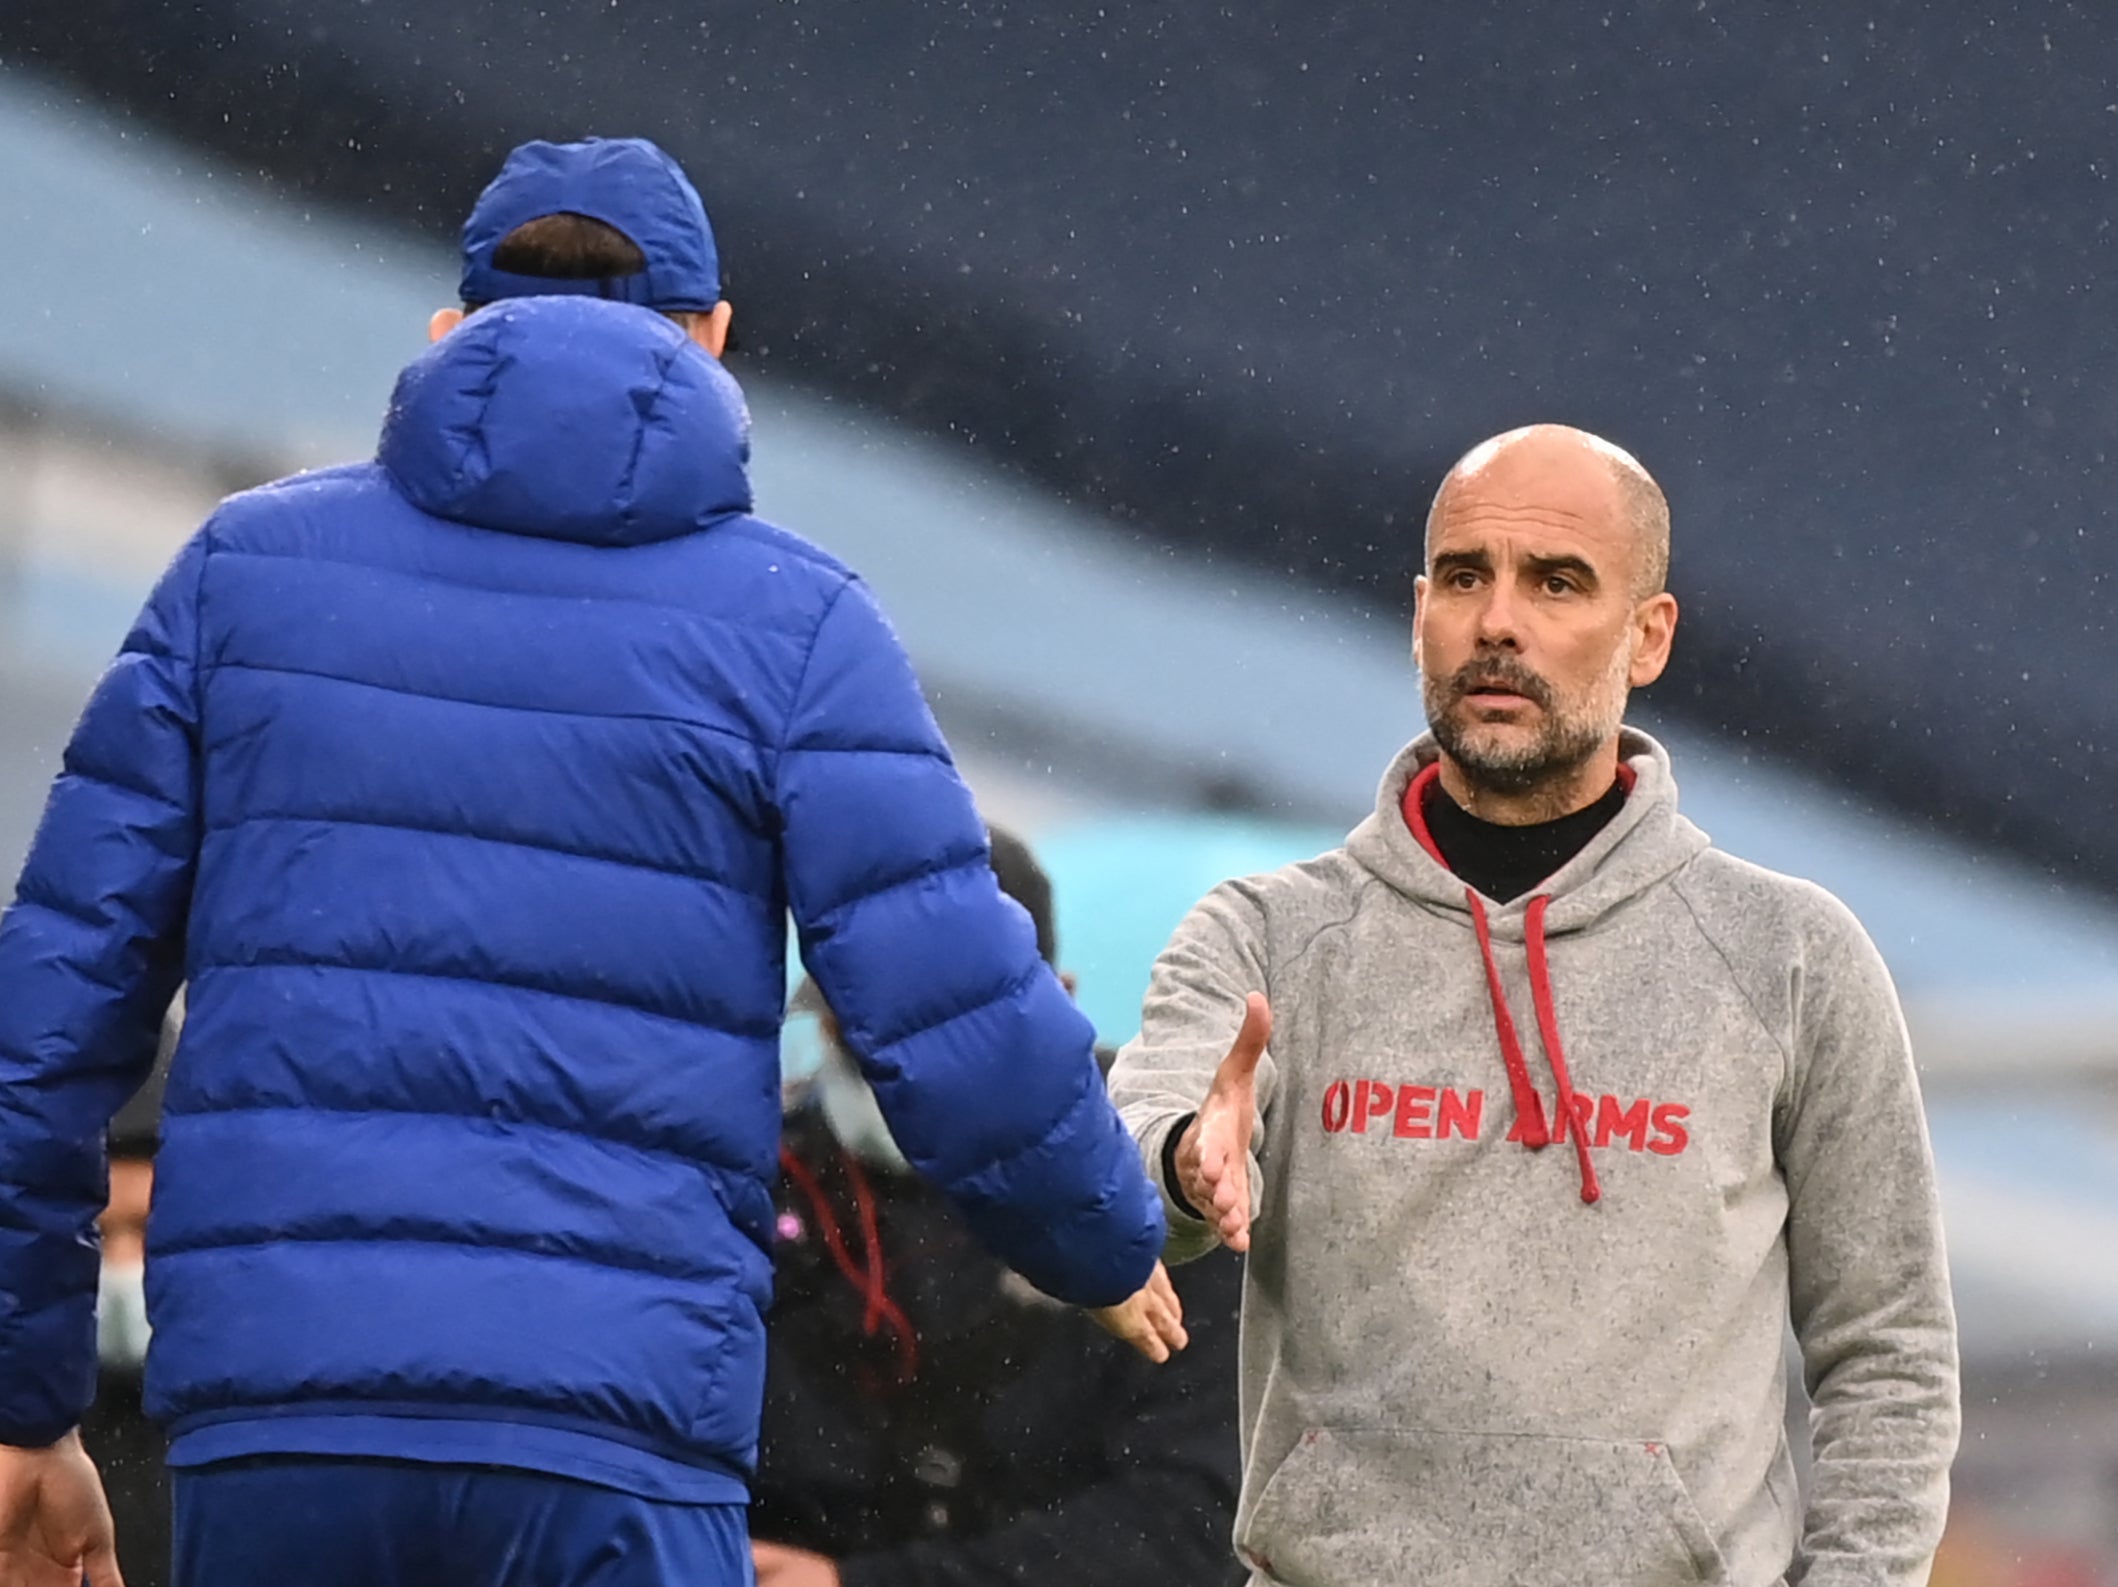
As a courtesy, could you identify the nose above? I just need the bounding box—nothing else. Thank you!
[1472,578,1523,651]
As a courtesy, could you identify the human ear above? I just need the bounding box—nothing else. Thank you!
[1410,574,1431,673]
[688,301,735,359]
[1628,593,1679,687]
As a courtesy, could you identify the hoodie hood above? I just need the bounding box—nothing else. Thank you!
[378,296,752,547]
[1346,727,1710,942]
[1345,727,1712,1204]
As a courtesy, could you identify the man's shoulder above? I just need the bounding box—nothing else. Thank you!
[200,461,389,541]
[200,469,857,605]
[1675,846,1879,960]
[656,512,872,628]
[1215,844,1368,923]
[1205,844,1398,965]
[704,513,861,591]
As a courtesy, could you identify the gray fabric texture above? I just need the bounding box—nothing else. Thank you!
[1109,728,1959,1587]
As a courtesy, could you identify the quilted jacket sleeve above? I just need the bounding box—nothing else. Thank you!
[0,533,205,1446]
[774,576,1164,1308]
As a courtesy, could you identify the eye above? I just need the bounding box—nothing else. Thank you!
[1542,574,1578,596]
[1447,569,1481,591]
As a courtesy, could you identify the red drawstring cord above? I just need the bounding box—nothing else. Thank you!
[779,1145,920,1381]
[1466,891,1551,1150]
[1402,759,1607,1204]
[1526,895,1601,1205]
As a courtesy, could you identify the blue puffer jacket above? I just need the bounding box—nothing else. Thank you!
[0,297,1164,1501]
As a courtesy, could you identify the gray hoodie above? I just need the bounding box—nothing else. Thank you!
[1109,730,1958,1587]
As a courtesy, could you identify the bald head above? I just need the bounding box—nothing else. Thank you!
[1427,425,1670,600]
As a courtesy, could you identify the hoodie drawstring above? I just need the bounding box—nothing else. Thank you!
[1525,894,1601,1205]
[1465,885,1553,1151]
[779,1144,921,1382]
[1403,761,1604,1206]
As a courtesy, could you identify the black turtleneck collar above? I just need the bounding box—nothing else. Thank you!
[1421,776,1628,903]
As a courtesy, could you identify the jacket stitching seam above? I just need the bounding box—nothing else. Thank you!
[166,1101,745,1183]
[807,850,992,944]
[865,954,1042,1062]
[775,576,858,759]
[202,659,760,738]
[151,1231,737,1285]
[45,759,198,815]
[8,885,110,936]
[201,811,770,898]
[184,955,776,1036]
[613,338,685,531]
[202,544,777,625]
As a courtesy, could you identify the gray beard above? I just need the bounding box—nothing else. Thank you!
[1428,705,1609,800]
[1422,652,1627,808]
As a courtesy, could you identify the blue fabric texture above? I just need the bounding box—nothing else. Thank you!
[173,1458,751,1587]
[0,296,1164,1496]
[459,137,721,312]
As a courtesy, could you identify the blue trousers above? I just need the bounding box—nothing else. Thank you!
[172,1457,752,1586]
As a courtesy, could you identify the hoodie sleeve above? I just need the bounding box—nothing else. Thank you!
[0,534,206,1446]
[1107,881,1278,1267]
[1778,892,1959,1587]
[773,575,1163,1308]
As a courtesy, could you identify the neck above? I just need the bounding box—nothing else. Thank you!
[1435,738,1623,826]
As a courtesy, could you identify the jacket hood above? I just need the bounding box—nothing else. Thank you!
[1345,728,1710,941]
[378,296,752,546]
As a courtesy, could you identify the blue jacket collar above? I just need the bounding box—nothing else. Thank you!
[379,296,752,547]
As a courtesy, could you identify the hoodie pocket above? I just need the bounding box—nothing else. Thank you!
[1237,1427,1728,1587]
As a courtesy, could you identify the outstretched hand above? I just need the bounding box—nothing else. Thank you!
[1175,991,1272,1253]
[0,1430,122,1587]
[1087,1260,1188,1362]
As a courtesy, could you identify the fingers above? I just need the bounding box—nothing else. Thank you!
[1119,1271,1187,1363]
[1174,993,1271,1248]
[1144,1263,1188,1355]
[1094,1297,1168,1363]
[1133,1316,1171,1364]
[1190,1123,1252,1252]
[1089,1264,1190,1363]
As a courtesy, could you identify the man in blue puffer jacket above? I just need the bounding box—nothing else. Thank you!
[0,138,1174,1587]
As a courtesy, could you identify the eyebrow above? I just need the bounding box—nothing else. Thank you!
[1524,553,1601,588]
[1431,549,1493,577]
[1431,549,1602,587]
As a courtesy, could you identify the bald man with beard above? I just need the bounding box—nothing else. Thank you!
[1108,425,1960,1587]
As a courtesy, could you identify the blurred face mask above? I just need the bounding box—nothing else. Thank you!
[814,1042,912,1175]
[98,1260,151,1371]
[780,1007,830,1101]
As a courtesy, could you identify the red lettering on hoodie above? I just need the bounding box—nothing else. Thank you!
[1595,1095,1652,1151]
[1393,1085,1437,1138]
[1546,1091,1596,1145]
[1324,1073,1693,1165]
[1352,1079,1394,1134]
[1320,1081,1352,1133]
[1648,1103,1691,1156]
[1438,1087,1484,1140]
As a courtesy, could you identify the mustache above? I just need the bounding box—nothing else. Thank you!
[1444,654,1554,709]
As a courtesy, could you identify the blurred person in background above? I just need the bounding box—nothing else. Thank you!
[0,136,1181,1587]
[1110,424,1960,1586]
[750,826,1243,1587]
[77,1010,179,1587]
